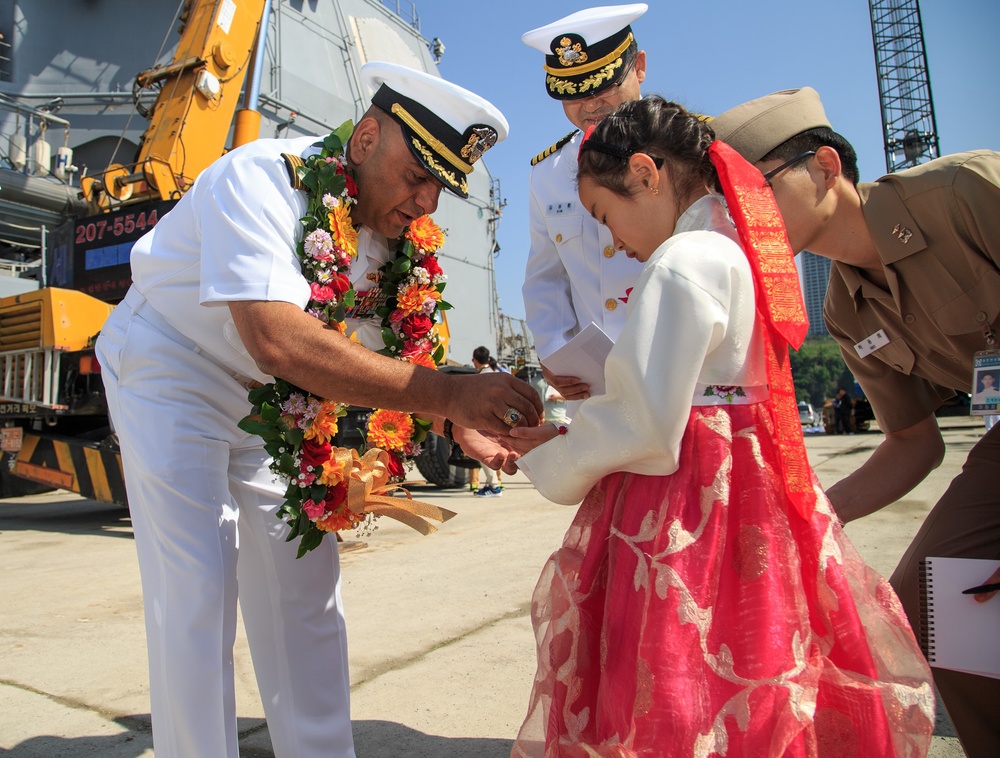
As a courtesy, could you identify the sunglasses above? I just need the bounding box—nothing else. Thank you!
[577,54,637,101]
[761,150,816,186]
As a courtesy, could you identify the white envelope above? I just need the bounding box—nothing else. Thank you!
[540,322,614,396]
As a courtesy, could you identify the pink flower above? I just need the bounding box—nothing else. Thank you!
[304,229,334,261]
[401,338,433,358]
[310,282,336,303]
[303,498,326,521]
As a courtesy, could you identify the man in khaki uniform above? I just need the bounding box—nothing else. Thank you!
[712,87,1000,758]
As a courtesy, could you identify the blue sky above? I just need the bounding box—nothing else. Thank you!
[415,0,1000,321]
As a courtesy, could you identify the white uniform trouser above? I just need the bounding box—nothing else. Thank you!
[96,291,354,758]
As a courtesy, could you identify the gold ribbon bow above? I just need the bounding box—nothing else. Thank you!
[336,447,457,535]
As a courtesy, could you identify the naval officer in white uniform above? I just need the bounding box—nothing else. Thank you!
[521,4,648,411]
[95,62,535,758]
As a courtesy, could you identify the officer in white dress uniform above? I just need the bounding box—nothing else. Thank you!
[94,62,537,758]
[521,4,649,411]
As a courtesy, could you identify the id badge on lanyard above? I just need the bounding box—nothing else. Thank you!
[971,324,1000,416]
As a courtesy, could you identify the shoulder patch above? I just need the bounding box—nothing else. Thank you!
[281,152,307,191]
[531,130,580,166]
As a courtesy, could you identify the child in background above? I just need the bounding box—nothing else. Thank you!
[508,96,934,757]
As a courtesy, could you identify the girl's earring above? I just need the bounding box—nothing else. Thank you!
[650,186,659,195]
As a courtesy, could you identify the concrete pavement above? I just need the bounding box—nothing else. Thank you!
[1,418,984,757]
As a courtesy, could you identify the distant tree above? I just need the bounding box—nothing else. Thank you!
[788,338,855,408]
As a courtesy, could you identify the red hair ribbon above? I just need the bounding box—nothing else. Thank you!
[578,124,597,161]
[708,140,816,521]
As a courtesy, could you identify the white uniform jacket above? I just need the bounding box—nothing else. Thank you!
[518,195,768,504]
[522,130,645,361]
[128,135,391,383]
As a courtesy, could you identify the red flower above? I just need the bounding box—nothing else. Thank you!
[421,255,443,278]
[329,273,351,294]
[401,314,433,339]
[325,480,349,510]
[344,174,358,197]
[385,451,405,479]
[619,287,633,304]
[301,438,332,473]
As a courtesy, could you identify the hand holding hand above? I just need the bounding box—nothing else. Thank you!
[453,426,521,475]
[503,422,562,456]
[447,372,543,435]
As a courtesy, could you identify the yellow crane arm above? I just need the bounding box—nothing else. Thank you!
[83,0,267,209]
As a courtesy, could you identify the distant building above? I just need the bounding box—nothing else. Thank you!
[798,251,832,337]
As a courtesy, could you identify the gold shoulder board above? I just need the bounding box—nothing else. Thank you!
[531,130,580,166]
[281,152,306,190]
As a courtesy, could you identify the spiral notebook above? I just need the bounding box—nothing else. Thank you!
[918,557,1000,679]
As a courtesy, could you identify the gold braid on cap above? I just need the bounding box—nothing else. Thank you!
[547,57,624,97]
[391,103,472,175]
[410,138,469,196]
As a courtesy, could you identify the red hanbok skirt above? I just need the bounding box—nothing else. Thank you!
[512,403,934,757]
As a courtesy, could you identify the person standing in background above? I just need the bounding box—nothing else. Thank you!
[834,386,854,434]
[520,5,648,412]
[469,346,507,496]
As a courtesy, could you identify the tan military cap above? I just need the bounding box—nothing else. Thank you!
[711,87,831,164]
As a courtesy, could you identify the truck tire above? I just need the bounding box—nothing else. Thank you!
[415,433,470,489]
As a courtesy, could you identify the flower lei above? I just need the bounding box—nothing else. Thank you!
[238,121,450,557]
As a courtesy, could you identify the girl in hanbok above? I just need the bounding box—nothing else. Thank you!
[509,96,934,758]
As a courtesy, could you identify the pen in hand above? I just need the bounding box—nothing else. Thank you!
[961,582,1000,595]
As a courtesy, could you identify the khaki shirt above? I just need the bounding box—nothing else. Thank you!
[823,150,1000,433]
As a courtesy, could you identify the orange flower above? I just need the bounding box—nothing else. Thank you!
[318,454,348,486]
[367,409,414,451]
[304,400,342,443]
[406,352,437,370]
[405,215,445,251]
[315,503,363,533]
[396,284,441,315]
[328,204,358,258]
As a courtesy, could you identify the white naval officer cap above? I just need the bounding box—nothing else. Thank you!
[360,61,509,199]
[521,4,648,101]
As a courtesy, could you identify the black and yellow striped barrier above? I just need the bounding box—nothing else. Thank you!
[12,433,127,507]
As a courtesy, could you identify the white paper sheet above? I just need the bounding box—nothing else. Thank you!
[540,322,614,397]
[919,556,1000,679]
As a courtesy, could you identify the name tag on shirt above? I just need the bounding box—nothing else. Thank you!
[854,329,890,358]
[546,201,574,215]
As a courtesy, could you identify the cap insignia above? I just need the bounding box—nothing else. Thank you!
[460,125,498,165]
[554,35,588,67]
